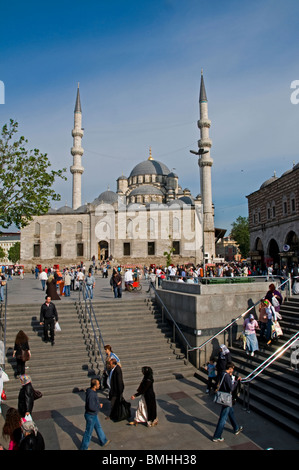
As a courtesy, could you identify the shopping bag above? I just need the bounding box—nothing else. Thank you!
[55,322,61,332]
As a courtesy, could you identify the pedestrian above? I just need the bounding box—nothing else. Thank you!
[0,272,6,301]
[258,300,268,341]
[102,345,121,389]
[19,420,45,450]
[2,407,24,450]
[12,330,31,377]
[39,269,48,291]
[265,283,282,314]
[85,271,95,299]
[212,362,243,442]
[243,314,259,356]
[205,359,217,394]
[46,274,60,300]
[216,344,232,383]
[64,269,71,297]
[80,378,111,450]
[107,357,125,420]
[112,270,122,298]
[39,296,58,346]
[18,374,35,419]
[130,366,158,427]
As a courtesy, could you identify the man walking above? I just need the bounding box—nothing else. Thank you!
[40,296,58,346]
[39,269,48,291]
[212,362,243,442]
[112,271,122,298]
[107,357,125,419]
[80,378,110,450]
[85,271,95,299]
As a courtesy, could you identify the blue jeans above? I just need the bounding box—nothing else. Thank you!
[80,413,108,450]
[64,285,70,296]
[213,405,239,439]
[86,285,93,299]
[113,286,122,298]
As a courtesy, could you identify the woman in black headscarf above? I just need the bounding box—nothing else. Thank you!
[130,366,158,427]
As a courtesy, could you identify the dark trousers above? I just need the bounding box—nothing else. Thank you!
[44,318,55,342]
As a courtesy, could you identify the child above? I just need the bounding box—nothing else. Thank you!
[205,360,217,394]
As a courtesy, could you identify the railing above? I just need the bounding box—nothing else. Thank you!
[78,281,106,371]
[0,281,8,370]
[148,281,193,362]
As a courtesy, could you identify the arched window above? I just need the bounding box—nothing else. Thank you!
[56,222,62,236]
[127,219,133,239]
[34,222,40,236]
[76,221,83,234]
[148,218,156,238]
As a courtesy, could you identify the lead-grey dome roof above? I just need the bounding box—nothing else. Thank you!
[92,190,118,205]
[129,160,170,177]
[129,185,164,196]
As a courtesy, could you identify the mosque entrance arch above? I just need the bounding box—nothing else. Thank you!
[267,239,280,268]
[98,241,109,260]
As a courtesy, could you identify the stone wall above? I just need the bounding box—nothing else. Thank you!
[157,280,274,368]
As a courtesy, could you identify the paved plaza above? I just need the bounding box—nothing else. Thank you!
[1,274,298,454]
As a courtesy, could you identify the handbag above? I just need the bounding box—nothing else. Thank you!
[214,373,232,407]
[1,389,7,400]
[111,396,131,422]
[33,388,43,400]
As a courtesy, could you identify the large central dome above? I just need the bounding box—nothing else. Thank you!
[129,159,170,178]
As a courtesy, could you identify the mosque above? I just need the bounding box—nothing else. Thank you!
[20,73,222,269]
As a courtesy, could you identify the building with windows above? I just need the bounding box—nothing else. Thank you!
[20,74,221,269]
[247,163,299,269]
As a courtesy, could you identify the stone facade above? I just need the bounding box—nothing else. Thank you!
[247,163,299,268]
[20,75,218,269]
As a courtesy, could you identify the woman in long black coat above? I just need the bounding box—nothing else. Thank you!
[18,374,34,419]
[130,366,158,427]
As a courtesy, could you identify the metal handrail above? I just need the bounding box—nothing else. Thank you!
[78,281,106,369]
[241,331,299,383]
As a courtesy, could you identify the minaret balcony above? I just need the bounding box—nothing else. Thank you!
[71,146,84,156]
[70,165,84,174]
[72,128,84,138]
[198,138,212,148]
[197,119,211,129]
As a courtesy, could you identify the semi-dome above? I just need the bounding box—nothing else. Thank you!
[92,190,118,205]
[129,159,170,178]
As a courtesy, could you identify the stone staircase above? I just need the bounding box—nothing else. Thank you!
[196,296,299,438]
[2,296,196,403]
[76,297,196,387]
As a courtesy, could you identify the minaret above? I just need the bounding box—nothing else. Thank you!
[197,70,215,261]
[70,84,84,210]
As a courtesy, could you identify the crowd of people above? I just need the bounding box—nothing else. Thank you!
[0,255,297,449]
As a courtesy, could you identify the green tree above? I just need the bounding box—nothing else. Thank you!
[230,216,250,258]
[8,242,20,264]
[0,246,6,260]
[0,119,66,229]
[164,236,175,267]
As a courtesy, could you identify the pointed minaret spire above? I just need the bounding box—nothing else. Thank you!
[70,84,84,210]
[74,82,82,113]
[199,69,208,102]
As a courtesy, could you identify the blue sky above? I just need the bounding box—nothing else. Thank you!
[1,0,299,232]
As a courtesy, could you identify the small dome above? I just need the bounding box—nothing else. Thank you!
[260,176,278,189]
[76,204,89,213]
[129,185,164,196]
[129,159,170,178]
[56,205,75,214]
[92,190,118,205]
